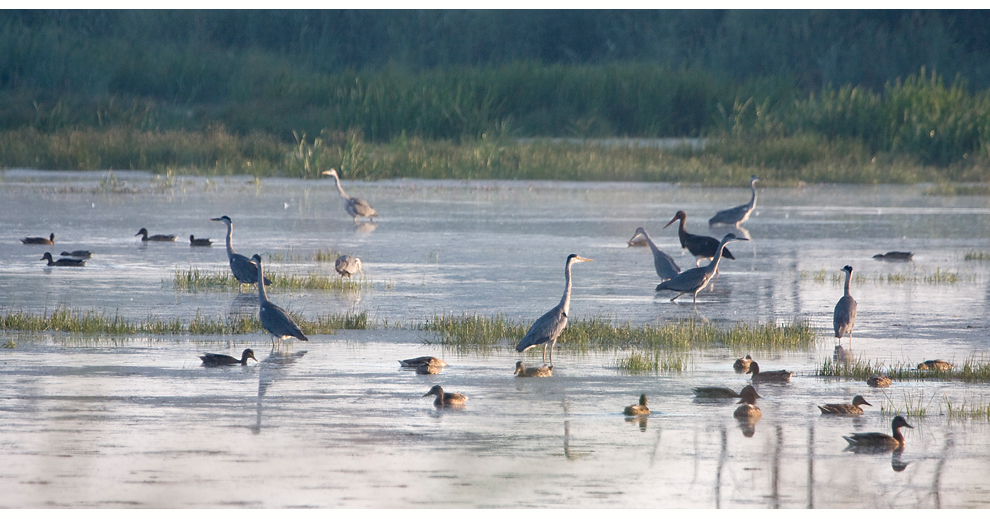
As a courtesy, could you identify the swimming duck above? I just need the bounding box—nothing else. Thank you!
[189,235,213,246]
[873,251,914,262]
[663,210,735,267]
[199,348,257,366]
[423,385,467,407]
[746,361,792,383]
[61,250,92,259]
[335,254,363,278]
[733,385,762,419]
[867,373,892,388]
[623,394,650,416]
[693,386,742,398]
[733,354,753,373]
[22,233,54,245]
[399,356,448,368]
[514,361,553,378]
[818,395,872,415]
[917,359,952,371]
[40,252,85,267]
[416,362,444,375]
[135,228,177,241]
[843,416,913,450]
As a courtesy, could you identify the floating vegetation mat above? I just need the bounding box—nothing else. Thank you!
[424,314,816,357]
[170,268,371,292]
[817,357,990,383]
[0,306,367,335]
[800,267,973,285]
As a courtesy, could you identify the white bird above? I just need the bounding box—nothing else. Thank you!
[516,254,593,366]
[322,169,378,223]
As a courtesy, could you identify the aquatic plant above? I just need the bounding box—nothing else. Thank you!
[801,268,970,285]
[944,396,990,421]
[313,248,344,262]
[615,351,689,373]
[964,250,990,261]
[170,267,370,292]
[816,356,990,383]
[879,391,937,418]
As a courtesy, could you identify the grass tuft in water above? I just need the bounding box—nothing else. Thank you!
[171,268,370,292]
[801,267,970,285]
[817,356,990,383]
[615,351,689,373]
[313,248,343,262]
[944,396,990,421]
[964,250,990,261]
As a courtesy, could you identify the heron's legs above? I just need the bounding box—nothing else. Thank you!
[670,292,685,302]
[548,338,557,367]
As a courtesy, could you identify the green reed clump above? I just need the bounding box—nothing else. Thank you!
[615,351,689,373]
[817,357,990,383]
[313,248,344,262]
[423,313,527,347]
[879,392,937,418]
[802,268,968,285]
[0,307,137,334]
[172,268,238,290]
[945,396,990,421]
[267,271,370,292]
[964,250,990,261]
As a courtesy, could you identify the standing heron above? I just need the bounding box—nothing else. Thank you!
[251,254,308,350]
[211,216,271,288]
[629,227,680,281]
[22,233,54,245]
[321,169,378,223]
[709,175,760,227]
[335,254,363,278]
[664,211,735,267]
[834,265,857,348]
[655,233,746,302]
[516,254,593,366]
[135,228,177,241]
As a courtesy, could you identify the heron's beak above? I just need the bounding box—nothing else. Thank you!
[579,257,594,263]
[210,217,221,221]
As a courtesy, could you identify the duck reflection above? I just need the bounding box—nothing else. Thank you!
[890,447,909,472]
[252,349,308,434]
[625,415,649,432]
[737,418,759,437]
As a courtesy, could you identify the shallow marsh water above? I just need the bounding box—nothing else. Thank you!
[1,169,990,508]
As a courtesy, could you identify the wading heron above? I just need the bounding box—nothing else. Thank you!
[251,254,308,350]
[629,227,680,281]
[322,169,378,223]
[211,216,271,288]
[709,175,759,227]
[655,233,746,302]
[834,265,857,348]
[516,254,593,366]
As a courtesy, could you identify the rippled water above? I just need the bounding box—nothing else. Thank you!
[1,169,990,508]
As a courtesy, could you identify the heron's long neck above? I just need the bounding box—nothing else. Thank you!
[748,181,758,209]
[333,177,349,200]
[706,240,730,274]
[559,259,574,315]
[642,231,661,255]
[224,223,236,259]
[844,270,853,297]
[257,261,269,303]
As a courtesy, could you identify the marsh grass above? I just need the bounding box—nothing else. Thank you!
[964,250,990,261]
[313,248,344,262]
[944,397,990,421]
[879,391,937,418]
[615,351,689,373]
[801,268,970,285]
[171,267,370,292]
[0,307,368,335]
[425,314,816,355]
[817,357,990,383]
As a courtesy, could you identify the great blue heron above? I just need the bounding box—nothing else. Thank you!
[335,254,363,277]
[818,395,872,415]
[22,233,54,245]
[833,265,857,347]
[189,235,212,246]
[251,254,308,350]
[655,233,746,302]
[211,216,271,287]
[623,394,650,416]
[321,169,378,223]
[733,385,762,419]
[515,254,593,366]
[843,416,913,450]
[513,361,553,378]
[746,361,792,382]
[664,211,735,267]
[61,250,92,259]
[200,348,258,366]
[40,252,85,267]
[423,385,467,407]
[135,228,177,241]
[709,175,760,227]
[629,227,680,281]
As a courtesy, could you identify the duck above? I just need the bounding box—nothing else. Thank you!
[693,386,742,398]
[873,251,914,262]
[335,254,363,278]
[733,354,753,373]
[22,233,54,245]
[663,210,735,267]
[917,359,952,371]
[733,385,762,419]
[398,356,449,368]
[746,361,792,383]
[818,395,872,415]
[40,252,85,267]
[867,373,892,388]
[423,385,467,407]
[624,394,650,416]
[416,362,444,375]
[199,348,258,366]
[514,361,552,378]
[843,416,913,451]
[61,250,92,259]
[135,228,177,241]
[189,235,213,246]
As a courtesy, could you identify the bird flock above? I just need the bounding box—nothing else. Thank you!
[19,171,928,452]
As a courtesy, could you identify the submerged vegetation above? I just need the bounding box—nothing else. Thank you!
[425,313,816,359]
[0,306,368,335]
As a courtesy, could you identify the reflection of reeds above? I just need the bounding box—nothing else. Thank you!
[426,314,816,353]
[171,268,370,291]
[817,357,990,383]
[801,268,970,285]
[0,306,368,335]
